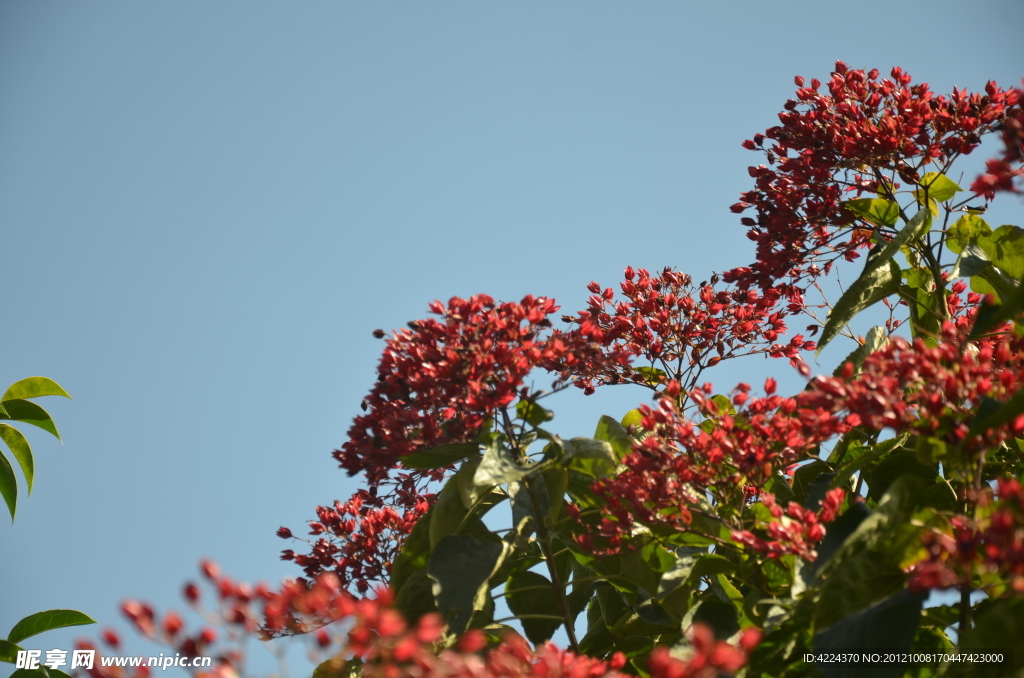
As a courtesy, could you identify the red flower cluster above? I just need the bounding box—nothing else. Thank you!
[583,381,850,551]
[731,488,846,561]
[972,84,1024,198]
[338,294,610,488]
[581,321,1024,552]
[561,267,814,394]
[81,561,755,678]
[647,625,760,678]
[282,489,428,592]
[910,479,1024,592]
[287,294,628,589]
[727,62,1020,291]
[802,322,1024,456]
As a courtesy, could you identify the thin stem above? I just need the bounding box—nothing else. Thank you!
[525,476,580,653]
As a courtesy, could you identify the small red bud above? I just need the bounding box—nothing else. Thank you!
[276,526,293,539]
[200,559,220,580]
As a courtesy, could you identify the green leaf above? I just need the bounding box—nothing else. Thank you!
[0,401,61,440]
[819,249,904,353]
[509,478,548,536]
[474,439,534,487]
[946,214,992,255]
[959,598,1024,675]
[565,438,616,479]
[978,224,1024,280]
[11,670,73,678]
[505,571,562,645]
[691,598,739,640]
[969,275,1024,339]
[7,610,96,644]
[593,415,633,461]
[541,467,568,522]
[400,443,479,470]
[914,172,962,203]
[845,198,900,228]
[954,243,992,279]
[814,549,907,631]
[0,638,21,663]
[0,451,16,522]
[634,366,666,386]
[813,589,927,678]
[865,451,936,502]
[394,569,438,624]
[428,535,507,634]
[516,400,554,426]
[0,425,33,494]
[2,378,71,403]
[792,460,832,505]
[832,326,888,377]
[620,409,644,430]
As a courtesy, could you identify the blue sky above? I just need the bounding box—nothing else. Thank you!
[2,1,1022,675]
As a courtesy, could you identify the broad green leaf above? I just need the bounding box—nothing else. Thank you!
[865,451,936,502]
[814,549,907,631]
[0,452,16,522]
[691,598,739,640]
[813,589,926,678]
[1,378,71,403]
[505,571,562,645]
[428,477,503,551]
[593,415,633,461]
[844,198,900,228]
[831,434,908,491]
[474,439,534,487]
[312,656,361,678]
[953,243,992,279]
[509,478,548,536]
[0,638,21,663]
[832,326,888,377]
[0,425,33,494]
[456,456,486,509]
[620,409,644,431]
[807,502,873,584]
[565,438,616,479]
[969,274,1024,339]
[394,569,438,624]
[975,265,1020,301]
[819,250,903,353]
[978,224,1024,280]
[656,548,706,601]
[516,400,554,426]
[712,573,752,628]
[947,213,992,255]
[634,366,666,386]
[542,466,568,522]
[959,598,1024,675]
[11,670,73,678]
[7,610,96,644]
[914,172,962,204]
[914,436,946,465]
[792,460,831,505]
[400,443,478,470]
[0,401,61,440]
[428,535,507,634]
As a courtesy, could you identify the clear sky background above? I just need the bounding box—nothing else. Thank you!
[2,2,1023,676]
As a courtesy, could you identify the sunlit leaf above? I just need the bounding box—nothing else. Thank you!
[0,425,33,494]
[1,378,71,403]
[0,400,61,440]
[7,610,96,644]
